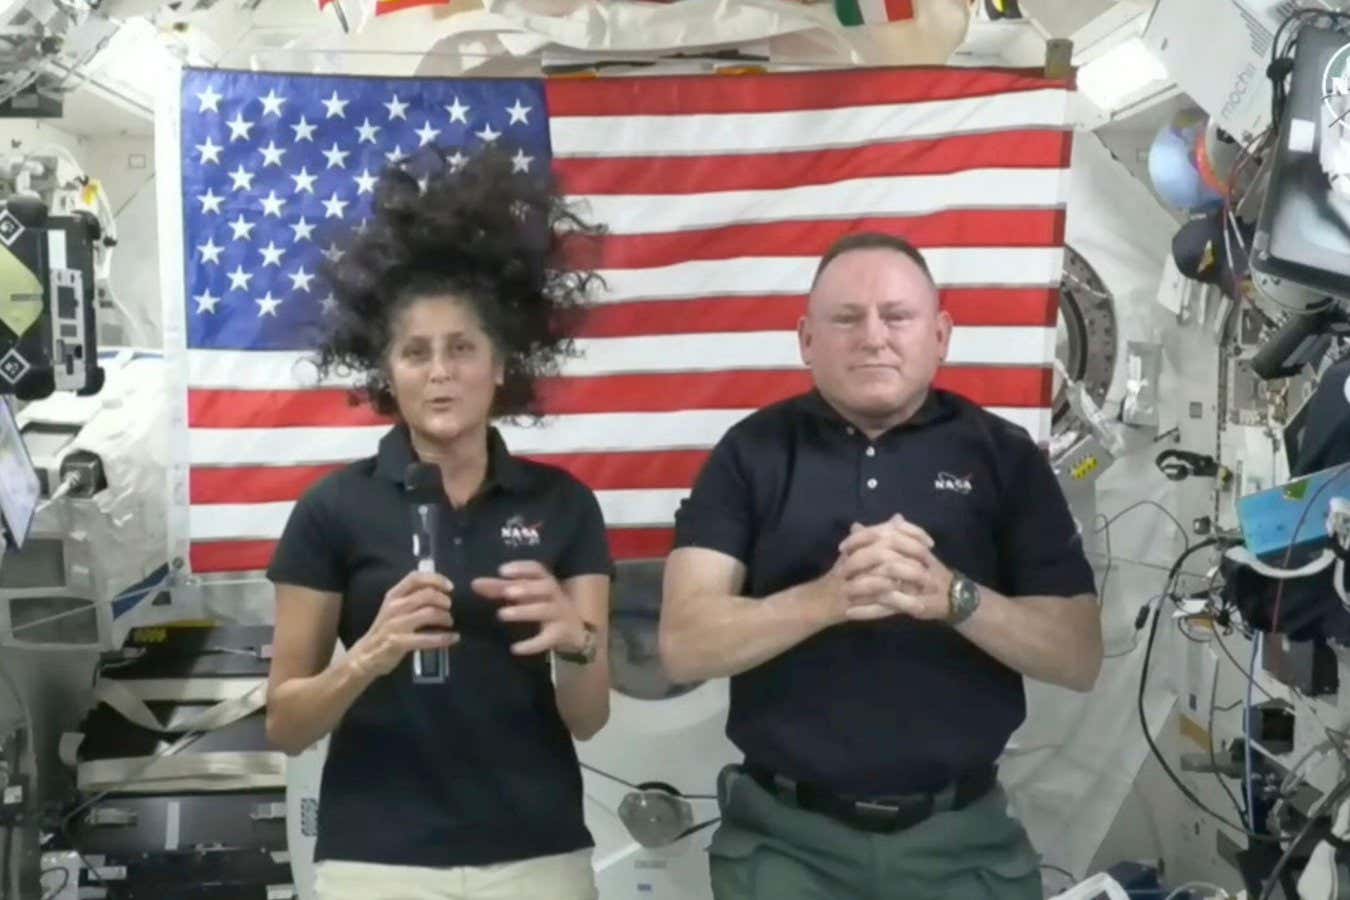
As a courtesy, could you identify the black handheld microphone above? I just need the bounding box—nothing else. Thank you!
[404,462,449,684]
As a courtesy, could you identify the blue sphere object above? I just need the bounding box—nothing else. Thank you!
[1148,113,1224,211]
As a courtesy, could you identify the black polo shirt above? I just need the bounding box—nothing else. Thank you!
[673,389,1096,796]
[267,425,611,867]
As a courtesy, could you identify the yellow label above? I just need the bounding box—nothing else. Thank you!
[1071,456,1099,480]
[1179,714,1212,751]
[132,627,168,643]
[0,244,43,337]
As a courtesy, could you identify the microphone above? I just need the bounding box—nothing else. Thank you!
[405,462,449,684]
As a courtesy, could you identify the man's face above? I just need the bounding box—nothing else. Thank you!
[799,247,952,430]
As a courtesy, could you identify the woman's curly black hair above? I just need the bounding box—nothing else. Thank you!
[316,148,603,420]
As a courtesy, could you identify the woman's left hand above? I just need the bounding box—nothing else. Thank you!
[472,561,588,656]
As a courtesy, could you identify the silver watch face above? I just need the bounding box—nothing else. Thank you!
[951,575,980,619]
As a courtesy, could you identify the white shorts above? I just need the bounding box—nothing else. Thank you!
[313,848,597,900]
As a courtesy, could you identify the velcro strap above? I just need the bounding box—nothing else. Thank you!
[77,750,286,794]
[94,678,265,734]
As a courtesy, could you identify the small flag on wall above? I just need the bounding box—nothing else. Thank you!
[317,0,449,15]
[834,0,916,26]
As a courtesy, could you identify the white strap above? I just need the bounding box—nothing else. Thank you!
[94,679,266,734]
[104,677,265,703]
[58,732,85,768]
[77,750,286,794]
[1225,545,1336,580]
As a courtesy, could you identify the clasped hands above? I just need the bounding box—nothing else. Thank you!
[826,514,955,623]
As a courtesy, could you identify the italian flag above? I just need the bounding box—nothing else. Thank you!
[835,0,916,25]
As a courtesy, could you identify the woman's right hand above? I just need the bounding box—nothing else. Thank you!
[350,571,458,678]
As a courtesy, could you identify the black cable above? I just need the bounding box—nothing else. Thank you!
[676,817,721,841]
[1208,653,1248,826]
[1210,628,1277,704]
[1138,538,1280,843]
[1040,863,1080,886]
[40,865,70,900]
[1,825,11,900]
[1269,9,1350,127]
[580,762,718,801]
[1258,770,1350,900]
[1097,499,1191,554]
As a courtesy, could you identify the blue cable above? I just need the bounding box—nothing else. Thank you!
[1245,632,1260,833]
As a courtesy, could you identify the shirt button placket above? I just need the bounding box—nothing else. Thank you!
[857,428,883,514]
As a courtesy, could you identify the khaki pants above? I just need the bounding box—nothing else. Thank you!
[314,849,597,900]
[709,766,1042,900]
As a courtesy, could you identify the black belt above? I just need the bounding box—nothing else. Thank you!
[742,763,997,834]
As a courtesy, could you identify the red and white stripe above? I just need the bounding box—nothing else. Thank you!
[186,68,1074,573]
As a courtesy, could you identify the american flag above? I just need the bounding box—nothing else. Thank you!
[172,66,1073,576]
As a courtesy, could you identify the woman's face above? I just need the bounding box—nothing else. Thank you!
[385,294,503,445]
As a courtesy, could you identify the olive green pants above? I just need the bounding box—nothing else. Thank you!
[708,766,1043,900]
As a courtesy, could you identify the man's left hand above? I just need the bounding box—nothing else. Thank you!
[472,561,588,656]
[837,515,953,622]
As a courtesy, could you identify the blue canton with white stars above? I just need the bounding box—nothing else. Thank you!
[181,69,552,351]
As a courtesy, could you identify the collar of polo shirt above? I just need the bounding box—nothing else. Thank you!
[373,424,535,494]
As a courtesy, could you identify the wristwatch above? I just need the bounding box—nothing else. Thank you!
[946,572,981,626]
[555,621,599,665]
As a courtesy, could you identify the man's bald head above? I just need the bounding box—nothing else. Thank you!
[809,232,939,310]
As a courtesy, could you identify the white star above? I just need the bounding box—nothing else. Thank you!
[290,217,316,243]
[384,145,406,164]
[197,189,224,214]
[259,141,286,167]
[259,89,286,117]
[226,265,252,292]
[227,215,254,241]
[197,85,222,113]
[414,121,441,147]
[256,291,282,317]
[320,293,338,314]
[510,149,534,174]
[417,176,428,194]
[322,143,349,169]
[195,137,222,165]
[445,96,470,123]
[354,218,370,235]
[475,123,501,143]
[322,243,344,263]
[197,238,223,264]
[448,150,468,171]
[322,192,349,219]
[355,118,380,144]
[506,99,532,125]
[288,267,315,293]
[321,91,348,119]
[259,242,285,267]
[353,169,378,195]
[226,112,255,142]
[259,191,285,218]
[290,167,317,195]
[194,289,221,314]
[227,165,255,192]
[384,94,410,121]
[290,115,317,143]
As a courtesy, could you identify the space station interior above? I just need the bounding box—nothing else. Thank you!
[4,0,1350,898]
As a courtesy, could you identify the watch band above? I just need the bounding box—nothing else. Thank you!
[555,621,598,665]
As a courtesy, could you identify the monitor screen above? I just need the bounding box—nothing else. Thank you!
[0,399,40,549]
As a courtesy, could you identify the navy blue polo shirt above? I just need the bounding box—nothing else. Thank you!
[673,389,1096,796]
[267,424,611,867]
